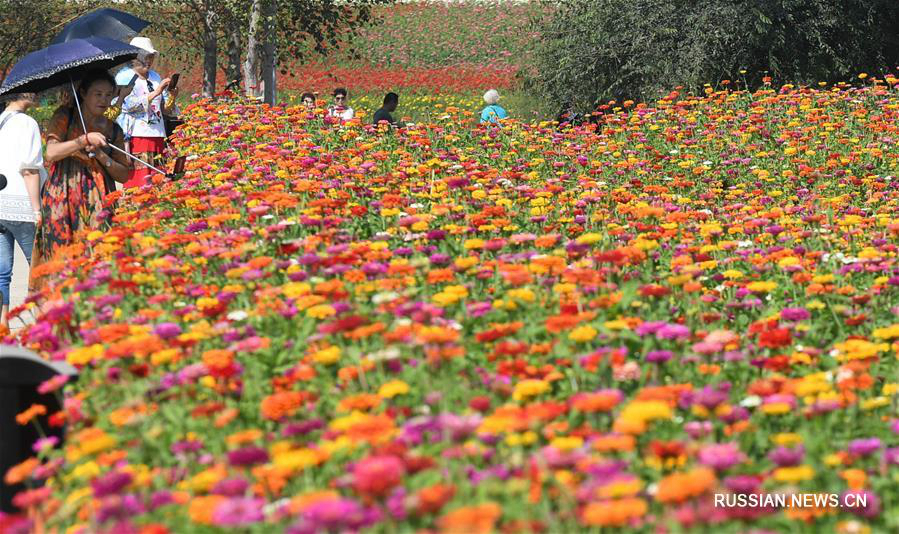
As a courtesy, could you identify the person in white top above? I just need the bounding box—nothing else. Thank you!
[327,88,355,121]
[0,92,43,327]
[111,37,161,123]
[114,38,178,188]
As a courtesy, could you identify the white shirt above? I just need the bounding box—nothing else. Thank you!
[0,111,44,222]
[111,67,162,106]
[115,69,169,139]
[327,105,355,121]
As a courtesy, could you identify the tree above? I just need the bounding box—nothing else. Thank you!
[528,0,899,110]
[243,0,262,98]
[126,0,227,97]
[260,0,276,105]
[126,0,389,101]
[0,0,80,80]
[201,0,217,97]
[244,0,390,104]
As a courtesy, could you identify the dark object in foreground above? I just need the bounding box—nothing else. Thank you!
[168,156,187,181]
[0,346,77,513]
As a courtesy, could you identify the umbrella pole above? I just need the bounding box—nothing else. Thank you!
[105,143,169,176]
[69,79,92,156]
[69,79,169,177]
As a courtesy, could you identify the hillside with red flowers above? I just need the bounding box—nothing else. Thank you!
[164,1,542,95]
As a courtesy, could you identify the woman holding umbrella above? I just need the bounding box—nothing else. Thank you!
[37,69,131,269]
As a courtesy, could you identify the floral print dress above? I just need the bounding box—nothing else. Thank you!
[35,106,123,265]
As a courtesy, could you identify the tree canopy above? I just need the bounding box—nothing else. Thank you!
[527,0,899,110]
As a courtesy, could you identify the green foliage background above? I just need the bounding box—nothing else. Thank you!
[527,0,899,109]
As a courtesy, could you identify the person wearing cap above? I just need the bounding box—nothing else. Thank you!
[480,89,508,125]
[114,37,178,188]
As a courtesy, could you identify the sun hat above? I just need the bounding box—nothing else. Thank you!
[129,37,157,54]
[484,89,500,105]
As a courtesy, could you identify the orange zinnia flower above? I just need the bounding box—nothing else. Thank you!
[343,269,367,283]
[416,484,456,515]
[16,404,47,425]
[338,393,382,412]
[592,434,636,453]
[247,256,273,269]
[344,413,396,444]
[260,391,305,421]
[427,268,456,284]
[202,349,234,371]
[572,390,622,412]
[4,457,39,485]
[655,467,716,503]
[188,495,226,525]
[438,502,502,534]
[97,323,132,343]
[582,497,647,526]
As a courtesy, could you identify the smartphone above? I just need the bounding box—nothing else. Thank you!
[117,73,138,89]
[116,73,139,100]
[169,73,180,91]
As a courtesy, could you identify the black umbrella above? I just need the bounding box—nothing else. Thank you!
[51,8,150,45]
[0,37,140,96]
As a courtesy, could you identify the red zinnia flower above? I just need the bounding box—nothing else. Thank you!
[758,328,792,348]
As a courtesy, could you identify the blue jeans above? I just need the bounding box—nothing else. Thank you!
[0,219,35,306]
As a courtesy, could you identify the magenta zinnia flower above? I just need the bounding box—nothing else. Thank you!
[212,497,265,526]
[153,322,182,339]
[847,437,881,457]
[645,349,673,363]
[656,323,691,340]
[90,470,133,498]
[227,446,269,467]
[779,307,810,321]
[698,442,745,471]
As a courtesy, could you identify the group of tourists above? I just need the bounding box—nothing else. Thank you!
[0,37,176,327]
[297,89,400,127]
[296,88,509,128]
[300,88,356,121]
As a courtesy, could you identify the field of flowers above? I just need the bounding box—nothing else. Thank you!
[4,77,899,533]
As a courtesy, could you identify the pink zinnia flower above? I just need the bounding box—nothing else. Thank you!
[698,442,745,471]
[212,497,265,526]
[37,374,69,394]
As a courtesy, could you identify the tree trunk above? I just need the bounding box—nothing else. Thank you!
[244,0,262,99]
[226,31,242,93]
[202,2,217,98]
[261,0,277,105]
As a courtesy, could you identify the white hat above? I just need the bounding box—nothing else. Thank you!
[130,37,157,54]
[484,89,500,105]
